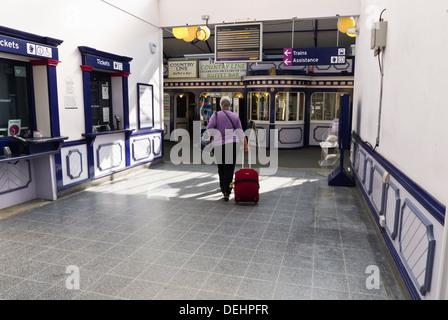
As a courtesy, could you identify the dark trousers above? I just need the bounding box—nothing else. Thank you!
[215,143,239,195]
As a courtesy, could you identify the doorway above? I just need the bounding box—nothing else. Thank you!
[174,92,195,134]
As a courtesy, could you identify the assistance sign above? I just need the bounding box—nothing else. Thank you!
[283,47,346,66]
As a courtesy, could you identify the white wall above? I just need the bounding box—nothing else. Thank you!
[353,0,448,204]
[1,0,163,140]
[158,0,360,27]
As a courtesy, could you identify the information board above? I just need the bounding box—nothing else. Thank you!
[215,23,262,63]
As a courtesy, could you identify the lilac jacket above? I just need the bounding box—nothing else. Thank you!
[206,110,245,147]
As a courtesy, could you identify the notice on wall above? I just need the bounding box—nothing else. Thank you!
[102,84,109,100]
[103,107,110,123]
[233,98,239,114]
[64,77,78,109]
[199,60,247,79]
[8,119,21,136]
[167,60,197,78]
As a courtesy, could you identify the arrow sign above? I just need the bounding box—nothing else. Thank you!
[283,47,347,66]
[283,48,292,66]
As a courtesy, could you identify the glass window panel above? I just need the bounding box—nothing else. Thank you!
[275,93,287,122]
[163,93,170,118]
[323,93,337,120]
[298,92,305,121]
[91,71,113,131]
[0,60,31,137]
[311,92,346,121]
[311,92,324,121]
[288,93,298,121]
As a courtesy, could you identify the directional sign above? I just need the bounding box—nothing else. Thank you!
[283,47,346,66]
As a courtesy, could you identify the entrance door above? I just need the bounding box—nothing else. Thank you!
[174,92,194,133]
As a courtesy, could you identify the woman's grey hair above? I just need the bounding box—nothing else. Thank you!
[220,96,232,110]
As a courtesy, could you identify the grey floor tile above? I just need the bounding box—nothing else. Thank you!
[278,266,313,287]
[200,273,242,296]
[183,255,220,272]
[103,244,139,260]
[314,257,346,273]
[222,247,255,262]
[245,263,280,282]
[58,251,98,268]
[273,283,312,300]
[127,247,164,264]
[138,263,179,283]
[73,290,117,300]
[0,274,24,293]
[0,279,52,300]
[195,243,229,259]
[251,250,284,266]
[86,274,133,296]
[282,253,313,270]
[314,244,344,260]
[3,259,52,279]
[31,264,69,285]
[236,278,276,300]
[154,284,198,300]
[117,279,164,300]
[154,251,191,268]
[30,247,70,264]
[213,259,249,277]
[312,287,351,300]
[83,255,123,273]
[108,259,150,279]
[313,271,349,292]
[169,268,211,289]
[194,290,233,300]
[36,284,81,300]
[168,239,203,254]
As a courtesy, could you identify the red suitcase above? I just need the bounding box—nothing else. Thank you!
[233,168,259,204]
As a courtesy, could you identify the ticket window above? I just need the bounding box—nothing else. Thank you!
[90,71,113,132]
[0,58,34,137]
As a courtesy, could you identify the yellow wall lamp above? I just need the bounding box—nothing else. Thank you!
[338,17,358,37]
[172,26,211,42]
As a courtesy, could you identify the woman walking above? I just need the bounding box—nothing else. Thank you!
[206,96,248,201]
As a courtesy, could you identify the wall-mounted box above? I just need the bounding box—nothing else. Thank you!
[371,21,388,52]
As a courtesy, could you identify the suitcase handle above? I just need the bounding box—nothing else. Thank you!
[242,137,251,169]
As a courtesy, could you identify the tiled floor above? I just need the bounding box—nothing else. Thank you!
[0,162,410,300]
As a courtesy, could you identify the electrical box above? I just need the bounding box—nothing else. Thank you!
[371,21,388,52]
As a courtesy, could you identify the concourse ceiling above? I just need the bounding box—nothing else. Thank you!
[162,17,356,61]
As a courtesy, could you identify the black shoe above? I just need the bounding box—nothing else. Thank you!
[223,192,230,201]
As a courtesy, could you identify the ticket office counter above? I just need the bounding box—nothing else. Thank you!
[0,26,65,209]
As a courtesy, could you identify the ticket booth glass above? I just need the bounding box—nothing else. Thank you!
[90,71,113,132]
[0,59,33,137]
